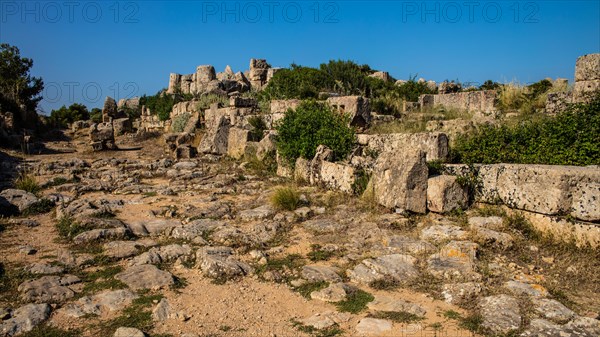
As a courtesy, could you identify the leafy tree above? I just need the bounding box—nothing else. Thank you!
[479,80,500,91]
[49,103,90,128]
[139,90,175,121]
[90,108,102,123]
[276,100,356,165]
[0,43,44,126]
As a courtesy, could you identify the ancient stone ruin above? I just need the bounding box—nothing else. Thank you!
[1,54,599,337]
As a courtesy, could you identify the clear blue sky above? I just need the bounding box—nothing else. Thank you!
[1,0,598,114]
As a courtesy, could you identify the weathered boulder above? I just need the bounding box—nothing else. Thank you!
[357,132,449,161]
[478,164,600,218]
[255,131,276,161]
[367,294,426,316]
[129,244,192,266]
[427,241,480,281]
[348,254,419,285]
[114,327,146,337]
[571,182,600,222]
[0,303,51,336]
[59,289,138,318]
[0,189,39,212]
[115,265,174,290]
[112,118,132,136]
[18,275,81,303]
[227,127,250,159]
[575,53,600,82]
[479,295,521,335]
[442,282,482,305]
[196,246,252,280]
[102,96,118,122]
[427,175,468,213]
[372,150,428,213]
[301,265,342,283]
[89,122,116,151]
[355,318,392,335]
[326,96,371,127]
[198,116,230,155]
[310,283,348,302]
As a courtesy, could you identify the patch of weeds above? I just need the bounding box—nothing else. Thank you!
[22,199,55,216]
[427,160,446,176]
[256,254,306,281]
[406,273,443,300]
[294,281,329,299]
[243,150,277,177]
[335,289,374,314]
[42,177,70,188]
[94,293,163,335]
[458,313,483,333]
[20,325,82,337]
[369,310,424,323]
[476,205,506,217]
[55,216,88,240]
[442,309,462,320]
[291,320,344,337]
[429,322,443,331]
[171,275,189,290]
[71,242,105,256]
[368,276,401,290]
[14,173,40,194]
[307,244,335,262]
[0,263,36,303]
[80,266,126,294]
[92,210,116,219]
[218,325,232,332]
[270,186,301,211]
[351,168,371,196]
[506,213,542,241]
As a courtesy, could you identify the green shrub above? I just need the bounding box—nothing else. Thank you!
[294,281,329,299]
[56,216,87,240]
[270,186,301,211]
[261,65,335,100]
[248,116,267,141]
[139,90,175,121]
[276,100,355,165]
[393,75,437,101]
[451,93,600,166]
[196,93,228,111]
[14,173,40,194]
[22,199,55,216]
[335,289,374,313]
[49,103,90,128]
[171,112,191,133]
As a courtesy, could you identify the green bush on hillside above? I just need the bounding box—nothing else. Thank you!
[275,100,356,165]
[451,93,600,166]
[49,103,90,128]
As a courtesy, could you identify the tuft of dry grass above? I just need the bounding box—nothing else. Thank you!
[270,186,301,211]
[14,172,40,194]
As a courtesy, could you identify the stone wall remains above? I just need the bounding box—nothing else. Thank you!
[419,90,498,118]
